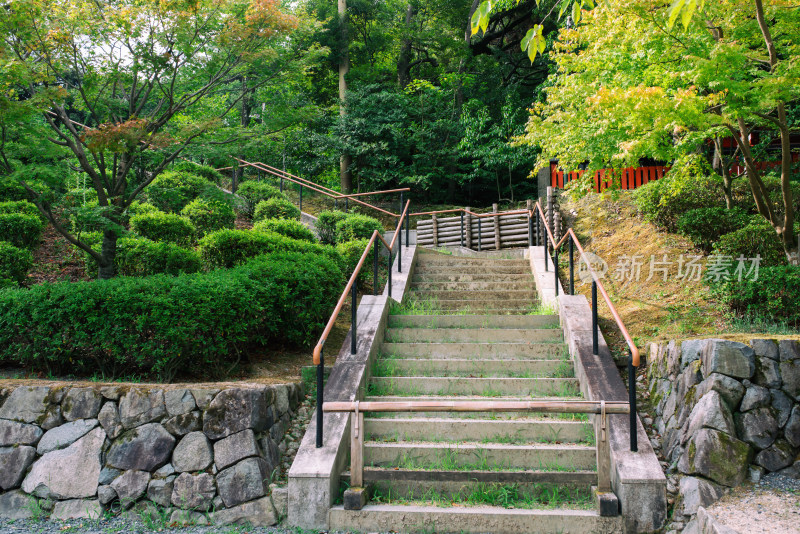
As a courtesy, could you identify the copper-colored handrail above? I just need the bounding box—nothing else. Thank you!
[312,199,411,366]
[533,201,639,368]
[409,208,531,219]
[323,400,630,414]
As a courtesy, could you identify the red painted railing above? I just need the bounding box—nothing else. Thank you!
[550,164,669,193]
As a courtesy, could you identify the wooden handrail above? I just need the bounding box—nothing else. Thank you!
[323,400,630,414]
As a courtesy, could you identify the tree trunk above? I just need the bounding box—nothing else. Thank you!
[98,230,118,280]
[339,0,352,194]
[712,138,734,209]
[397,4,415,88]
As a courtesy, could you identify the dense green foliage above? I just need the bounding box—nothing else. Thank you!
[237,181,284,217]
[335,213,383,242]
[173,161,225,185]
[677,207,751,252]
[316,210,348,245]
[199,228,339,269]
[710,265,800,327]
[0,242,33,287]
[0,213,46,249]
[253,197,301,221]
[146,172,232,214]
[712,218,791,267]
[0,200,39,218]
[0,252,343,381]
[180,198,236,236]
[82,233,202,277]
[130,212,196,246]
[253,219,316,243]
[335,238,374,284]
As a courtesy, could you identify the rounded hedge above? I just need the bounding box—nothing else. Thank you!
[677,207,751,252]
[146,171,233,213]
[335,238,374,284]
[180,198,235,236]
[0,213,46,249]
[237,181,285,217]
[253,197,300,222]
[335,213,383,242]
[130,212,196,245]
[712,217,787,267]
[253,219,316,243]
[199,228,340,269]
[125,201,161,218]
[316,210,348,244]
[173,161,225,185]
[710,265,800,327]
[0,241,33,287]
[115,238,202,277]
[0,200,40,218]
[0,252,343,381]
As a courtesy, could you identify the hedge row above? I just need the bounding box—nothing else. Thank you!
[0,213,46,249]
[82,233,201,277]
[0,252,343,381]
[130,212,196,245]
[710,265,800,327]
[316,210,383,245]
[199,228,340,269]
[253,219,316,243]
[254,197,300,222]
[0,242,33,288]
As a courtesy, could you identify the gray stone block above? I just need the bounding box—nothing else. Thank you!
[97,402,123,439]
[0,386,50,423]
[99,467,122,485]
[343,487,369,511]
[750,339,779,360]
[736,407,779,450]
[39,404,63,430]
[147,476,175,507]
[678,428,751,487]
[0,490,34,520]
[50,499,102,520]
[696,373,746,411]
[118,389,166,429]
[755,439,796,472]
[190,389,219,410]
[779,340,800,361]
[171,472,215,511]
[62,388,103,421]
[682,391,734,444]
[212,496,278,527]
[106,423,175,472]
[37,418,98,454]
[0,419,42,446]
[164,389,196,417]
[172,431,213,473]
[202,388,270,440]
[170,509,209,526]
[771,389,792,427]
[740,384,771,412]
[97,485,117,505]
[780,357,800,400]
[110,470,150,508]
[785,406,800,448]
[754,355,781,389]
[214,429,260,471]
[22,427,105,499]
[163,410,201,436]
[0,446,37,490]
[681,339,707,369]
[702,340,755,380]
[679,476,724,516]
[217,457,270,508]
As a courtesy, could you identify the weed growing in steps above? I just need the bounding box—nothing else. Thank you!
[369,481,593,510]
[367,428,594,446]
[370,362,575,379]
[371,447,590,473]
[366,377,582,398]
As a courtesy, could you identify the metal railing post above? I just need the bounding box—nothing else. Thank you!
[554,248,559,296]
[569,239,575,295]
[592,281,599,355]
[398,224,403,273]
[528,214,533,247]
[406,207,410,248]
[545,243,549,271]
[460,212,464,248]
[388,251,392,298]
[351,280,357,355]
[373,243,378,296]
[316,349,324,448]
[478,218,482,251]
[299,184,303,213]
[629,352,638,452]
[535,213,540,247]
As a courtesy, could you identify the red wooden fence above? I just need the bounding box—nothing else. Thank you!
[550,164,669,193]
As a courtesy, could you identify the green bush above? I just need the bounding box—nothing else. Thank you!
[711,265,800,327]
[335,239,375,284]
[634,155,723,231]
[146,171,233,213]
[173,161,225,184]
[676,207,751,252]
[199,228,340,269]
[254,219,316,243]
[0,176,29,202]
[0,200,39,218]
[0,242,33,287]
[731,174,800,215]
[237,181,284,217]
[335,213,383,242]
[316,210,348,244]
[81,233,201,277]
[130,212,196,245]
[0,252,343,381]
[712,217,788,267]
[253,197,300,222]
[180,198,235,236]
[125,201,161,218]
[0,213,46,249]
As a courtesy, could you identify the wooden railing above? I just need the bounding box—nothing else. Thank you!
[415,206,530,250]
[550,165,669,193]
[323,400,629,511]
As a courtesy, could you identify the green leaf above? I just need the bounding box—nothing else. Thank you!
[667,0,686,30]
[521,28,534,52]
[572,1,581,24]
[558,0,571,20]
[681,0,696,30]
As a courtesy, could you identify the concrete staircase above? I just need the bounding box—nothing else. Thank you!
[329,249,624,533]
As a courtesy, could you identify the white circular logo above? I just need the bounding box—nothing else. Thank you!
[577,252,608,284]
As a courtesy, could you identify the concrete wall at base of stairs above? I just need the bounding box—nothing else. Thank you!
[286,245,418,530]
[528,245,667,533]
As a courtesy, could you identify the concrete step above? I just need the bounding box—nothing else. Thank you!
[373,358,572,378]
[388,315,560,329]
[410,281,536,291]
[381,342,567,359]
[385,327,561,344]
[405,299,538,311]
[363,396,587,420]
[368,377,581,397]
[329,504,624,534]
[413,273,535,283]
[364,442,596,471]
[365,417,592,444]
[405,289,539,301]
[416,257,529,266]
[414,265,531,275]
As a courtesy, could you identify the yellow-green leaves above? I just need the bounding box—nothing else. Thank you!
[667,0,704,30]
[521,24,546,62]
[471,1,493,36]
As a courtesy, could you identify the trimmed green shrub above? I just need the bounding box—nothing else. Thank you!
[130,212,196,245]
[335,239,374,284]
[199,228,340,269]
[316,210,348,244]
[711,265,800,327]
[173,161,225,184]
[81,233,201,278]
[0,200,39,218]
[335,213,383,242]
[0,252,343,381]
[237,181,284,216]
[125,201,161,218]
[0,176,29,202]
[712,217,788,267]
[0,242,33,287]
[731,174,800,215]
[634,156,723,231]
[180,198,235,236]
[253,197,300,221]
[146,171,233,213]
[677,207,751,252]
[254,219,316,243]
[0,213,46,249]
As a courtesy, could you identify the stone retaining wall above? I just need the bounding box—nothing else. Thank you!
[0,382,302,526]
[647,338,800,519]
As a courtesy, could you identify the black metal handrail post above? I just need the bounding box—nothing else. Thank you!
[544,242,549,271]
[592,280,599,355]
[388,249,393,298]
[350,280,357,355]
[398,224,402,273]
[406,207,410,247]
[316,348,324,447]
[535,214,540,246]
[569,239,575,295]
[629,349,638,452]
[554,248,559,296]
[528,213,533,246]
[373,244,379,296]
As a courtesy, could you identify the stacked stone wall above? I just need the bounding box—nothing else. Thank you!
[0,382,302,526]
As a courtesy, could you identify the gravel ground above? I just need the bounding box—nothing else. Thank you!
[704,478,800,534]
